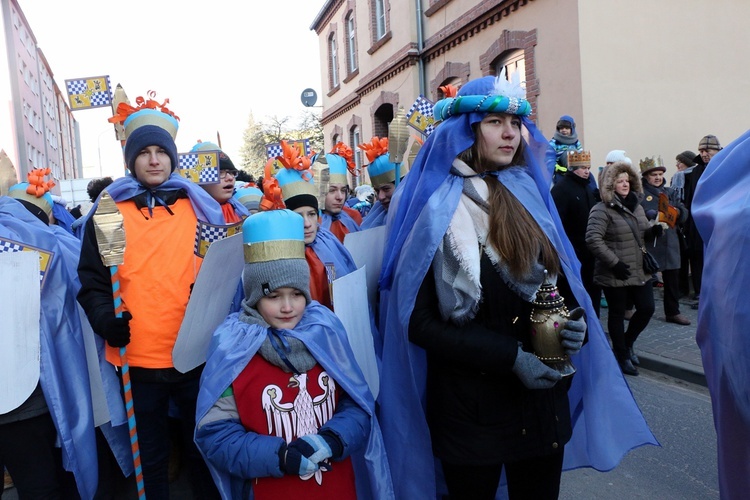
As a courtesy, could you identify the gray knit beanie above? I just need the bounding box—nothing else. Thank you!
[243,258,311,308]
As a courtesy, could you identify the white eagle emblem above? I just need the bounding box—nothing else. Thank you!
[261,371,336,484]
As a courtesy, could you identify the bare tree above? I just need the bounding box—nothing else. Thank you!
[239,112,268,178]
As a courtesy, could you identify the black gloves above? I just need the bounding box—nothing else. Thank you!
[611,261,631,280]
[651,223,664,237]
[96,311,132,347]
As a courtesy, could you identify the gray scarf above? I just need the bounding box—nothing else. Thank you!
[432,160,549,325]
[239,301,317,373]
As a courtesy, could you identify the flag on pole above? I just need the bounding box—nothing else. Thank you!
[193,221,243,258]
[266,139,310,160]
[406,95,436,136]
[65,75,113,110]
[176,151,221,184]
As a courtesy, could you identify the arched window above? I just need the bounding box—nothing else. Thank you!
[493,48,525,83]
[374,0,386,39]
[373,103,393,139]
[346,13,357,74]
[349,126,362,186]
[329,33,339,88]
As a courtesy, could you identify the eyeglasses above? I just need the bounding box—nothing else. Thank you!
[220,170,239,180]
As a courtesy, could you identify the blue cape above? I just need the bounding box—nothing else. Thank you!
[309,226,359,275]
[195,304,394,499]
[377,82,657,497]
[320,210,362,234]
[360,201,387,230]
[0,197,101,498]
[51,201,77,235]
[692,129,750,498]
[79,172,226,232]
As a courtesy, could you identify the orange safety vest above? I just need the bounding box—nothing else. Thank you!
[105,198,202,368]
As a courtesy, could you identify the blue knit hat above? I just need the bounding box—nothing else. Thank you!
[110,93,180,177]
[124,124,179,175]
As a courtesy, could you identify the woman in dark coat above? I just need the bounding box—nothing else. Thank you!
[375,74,657,500]
[586,162,665,375]
[640,157,689,325]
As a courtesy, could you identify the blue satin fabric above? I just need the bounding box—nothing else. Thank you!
[320,210,362,234]
[376,77,657,498]
[360,201,386,230]
[195,304,394,499]
[1,197,101,497]
[309,226,359,275]
[79,172,226,232]
[691,129,750,498]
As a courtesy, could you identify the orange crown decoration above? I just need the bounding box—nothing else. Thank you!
[108,90,180,125]
[439,84,459,98]
[278,140,316,174]
[26,168,55,197]
[358,137,389,164]
[260,158,286,211]
[330,142,357,174]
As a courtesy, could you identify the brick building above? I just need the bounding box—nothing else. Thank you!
[311,0,750,185]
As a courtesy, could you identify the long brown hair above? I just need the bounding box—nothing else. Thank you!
[458,124,560,278]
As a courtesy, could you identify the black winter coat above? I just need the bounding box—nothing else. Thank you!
[409,252,572,465]
[551,172,599,265]
[682,163,706,253]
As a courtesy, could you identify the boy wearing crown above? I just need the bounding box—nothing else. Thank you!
[359,137,404,229]
[77,96,224,498]
[194,210,391,499]
[1,173,102,498]
[551,150,602,316]
[320,143,362,243]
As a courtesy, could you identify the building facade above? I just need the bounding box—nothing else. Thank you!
[311,0,750,184]
[1,0,80,183]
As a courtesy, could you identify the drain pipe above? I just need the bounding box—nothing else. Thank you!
[415,0,426,96]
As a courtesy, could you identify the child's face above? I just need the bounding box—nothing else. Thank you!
[256,287,307,329]
[558,126,572,136]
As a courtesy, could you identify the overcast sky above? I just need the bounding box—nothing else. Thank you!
[20,0,323,179]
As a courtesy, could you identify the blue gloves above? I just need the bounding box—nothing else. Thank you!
[560,307,586,355]
[512,346,562,389]
[280,433,342,476]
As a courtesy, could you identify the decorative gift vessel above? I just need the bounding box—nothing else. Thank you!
[529,270,576,377]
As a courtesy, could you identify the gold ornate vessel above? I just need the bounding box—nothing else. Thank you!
[529,270,576,377]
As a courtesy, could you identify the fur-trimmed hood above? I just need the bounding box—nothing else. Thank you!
[599,161,643,204]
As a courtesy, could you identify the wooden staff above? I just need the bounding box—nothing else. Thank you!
[93,191,146,499]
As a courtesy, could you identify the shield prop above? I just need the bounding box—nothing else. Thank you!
[332,266,380,398]
[173,233,245,373]
[0,251,41,414]
[343,225,386,308]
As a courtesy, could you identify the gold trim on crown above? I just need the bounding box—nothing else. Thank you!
[244,240,305,263]
[281,179,317,201]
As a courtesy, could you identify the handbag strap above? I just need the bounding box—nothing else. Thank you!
[617,210,647,253]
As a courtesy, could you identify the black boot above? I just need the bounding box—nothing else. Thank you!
[619,358,639,376]
[629,347,640,366]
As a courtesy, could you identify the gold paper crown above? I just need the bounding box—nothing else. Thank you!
[567,150,591,167]
[639,155,665,174]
